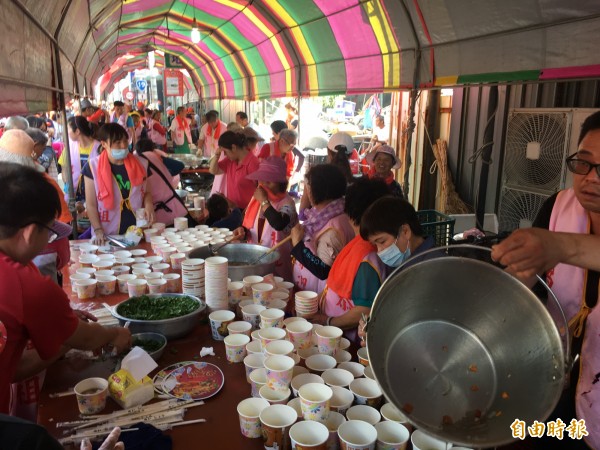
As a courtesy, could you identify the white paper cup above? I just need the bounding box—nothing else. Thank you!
[147,278,167,294]
[74,377,108,415]
[152,262,171,274]
[170,252,186,271]
[357,347,369,366]
[92,260,114,271]
[380,403,410,428]
[224,333,250,363]
[286,320,314,350]
[298,382,332,423]
[321,368,354,389]
[349,378,383,408]
[260,308,285,328]
[259,385,291,405]
[264,340,295,358]
[284,317,307,327]
[243,275,264,295]
[228,320,252,337]
[117,274,137,293]
[291,373,324,397]
[112,265,130,276]
[163,273,181,293]
[209,310,236,341]
[243,353,266,383]
[411,429,451,450]
[70,273,91,283]
[245,340,263,355]
[96,275,117,296]
[76,267,97,277]
[338,420,377,450]
[346,405,381,425]
[237,397,270,439]
[144,271,164,281]
[252,283,273,306]
[329,386,355,416]
[173,217,188,230]
[334,350,352,364]
[375,421,410,450]
[259,404,297,448]
[242,304,266,330]
[325,410,347,450]
[337,361,365,378]
[287,397,303,420]
[258,327,287,352]
[113,250,132,259]
[143,227,158,242]
[78,244,99,254]
[305,354,337,374]
[315,325,343,356]
[250,368,267,398]
[264,355,295,392]
[145,255,163,265]
[132,262,150,271]
[74,279,97,300]
[293,366,310,378]
[127,278,147,297]
[289,420,329,449]
[132,268,151,279]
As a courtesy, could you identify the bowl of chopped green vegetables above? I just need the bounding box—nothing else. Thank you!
[132,332,167,361]
[112,293,205,339]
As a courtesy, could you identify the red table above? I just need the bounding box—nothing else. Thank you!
[37,242,264,449]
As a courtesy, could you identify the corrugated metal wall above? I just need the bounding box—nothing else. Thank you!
[447,80,600,215]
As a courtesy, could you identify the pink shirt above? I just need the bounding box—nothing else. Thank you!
[218,152,260,209]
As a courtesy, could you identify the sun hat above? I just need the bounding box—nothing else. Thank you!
[328,132,355,155]
[246,156,287,183]
[365,145,401,169]
[0,129,35,158]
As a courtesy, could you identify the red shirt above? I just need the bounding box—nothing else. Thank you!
[218,152,260,209]
[0,254,79,413]
[257,141,295,179]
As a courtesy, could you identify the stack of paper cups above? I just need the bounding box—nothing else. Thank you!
[181,258,205,297]
[295,291,319,317]
[204,256,229,312]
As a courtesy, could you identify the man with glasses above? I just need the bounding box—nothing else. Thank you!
[0,162,131,416]
[505,111,600,450]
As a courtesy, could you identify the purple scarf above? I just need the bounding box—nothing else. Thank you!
[303,198,345,238]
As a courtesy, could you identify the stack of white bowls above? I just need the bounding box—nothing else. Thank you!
[181,258,205,297]
[204,256,229,312]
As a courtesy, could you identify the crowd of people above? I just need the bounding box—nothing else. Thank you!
[1,101,600,448]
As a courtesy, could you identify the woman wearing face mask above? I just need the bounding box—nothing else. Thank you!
[233,156,298,280]
[83,123,154,245]
[360,196,435,269]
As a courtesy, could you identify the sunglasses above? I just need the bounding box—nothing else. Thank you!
[566,153,600,177]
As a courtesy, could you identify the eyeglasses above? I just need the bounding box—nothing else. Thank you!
[34,222,58,243]
[566,153,600,177]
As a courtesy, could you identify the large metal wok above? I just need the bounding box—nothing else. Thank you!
[366,246,568,448]
[189,243,280,281]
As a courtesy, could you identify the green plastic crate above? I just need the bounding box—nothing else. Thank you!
[416,210,455,247]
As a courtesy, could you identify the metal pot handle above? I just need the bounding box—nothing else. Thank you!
[376,243,571,373]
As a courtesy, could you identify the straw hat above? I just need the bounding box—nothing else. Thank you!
[365,145,401,169]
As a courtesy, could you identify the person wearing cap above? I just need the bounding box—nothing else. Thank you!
[365,144,404,198]
[111,101,136,148]
[0,162,131,417]
[209,131,259,210]
[327,131,360,178]
[235,156,299,280]
[81,99,109,126]
[168,106,193,154]
[308,178,390,342]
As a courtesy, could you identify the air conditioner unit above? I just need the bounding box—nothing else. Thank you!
[497,108,599,232]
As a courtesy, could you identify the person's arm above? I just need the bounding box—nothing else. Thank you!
[13,348,68,382]
[209,148,225,175]
[64,320,131,353]
[291,241,332,280]
[84,175,106,245]
[492,228,600,279]
[263,206,291,231]
[143,179,154,225]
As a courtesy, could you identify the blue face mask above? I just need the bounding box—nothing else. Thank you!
[111,148,129,160]
[377,236,411,267]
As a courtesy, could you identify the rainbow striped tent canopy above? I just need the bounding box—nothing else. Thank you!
[1,0,600,113]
